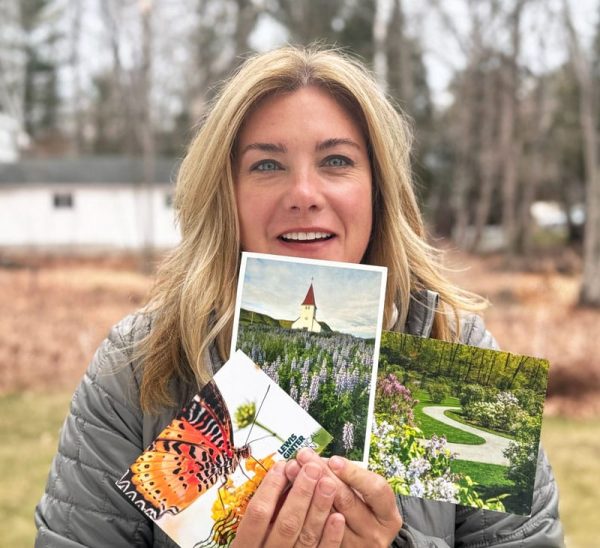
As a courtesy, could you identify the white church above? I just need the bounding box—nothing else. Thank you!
[291,283,322,333]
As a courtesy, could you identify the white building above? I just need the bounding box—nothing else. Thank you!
[0,156,180,251]
[0,113,21,163]
[291,283,322,333]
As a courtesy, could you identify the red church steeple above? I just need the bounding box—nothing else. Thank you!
[302,283,316,306]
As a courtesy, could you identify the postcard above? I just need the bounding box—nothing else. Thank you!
[116,350,332,548]
[231,252,387,463]
[370,330,550,516]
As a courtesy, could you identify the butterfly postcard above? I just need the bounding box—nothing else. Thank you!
[231,252,387,463]
[116,350,332,548]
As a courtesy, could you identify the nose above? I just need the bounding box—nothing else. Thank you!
[283,166,325,212]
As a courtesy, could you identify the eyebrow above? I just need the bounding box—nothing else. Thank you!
[315,138,361,152]
[240,138,362,157]
[240,142,287,155]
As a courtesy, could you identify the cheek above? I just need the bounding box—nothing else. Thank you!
[355,183,373,234]
[236,186,273,249]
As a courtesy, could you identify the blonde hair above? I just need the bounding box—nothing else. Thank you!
[139,45,486,412]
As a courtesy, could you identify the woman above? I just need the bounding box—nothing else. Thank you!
[35,46,563,547]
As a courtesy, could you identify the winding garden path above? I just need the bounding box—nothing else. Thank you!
[421,406,511,466]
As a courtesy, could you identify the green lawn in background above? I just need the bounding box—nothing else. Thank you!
[445,409,516,440]
[1,391,598,548]
[541,417,600,548]
[0,391,71,548]
[413,389,486,444]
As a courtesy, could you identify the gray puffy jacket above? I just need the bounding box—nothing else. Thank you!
[35,292,564,547]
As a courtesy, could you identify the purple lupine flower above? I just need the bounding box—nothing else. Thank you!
[342,422,354,453]
[300,368,310,391]
[299,392,310,411]
[319,359,328,381]
[308,374,320,403]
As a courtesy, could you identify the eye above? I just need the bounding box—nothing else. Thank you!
[323,155,353,168]
[251,159,282,172]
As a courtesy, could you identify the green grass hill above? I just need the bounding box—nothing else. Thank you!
[239,308,332,332]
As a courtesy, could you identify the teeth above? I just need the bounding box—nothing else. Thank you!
[281,232,333,241]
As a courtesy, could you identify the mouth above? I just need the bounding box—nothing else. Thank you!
[279,231,335,243]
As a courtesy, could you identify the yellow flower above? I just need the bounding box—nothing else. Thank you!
[210,454,277,546]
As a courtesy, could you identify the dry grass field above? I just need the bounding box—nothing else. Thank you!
[0,249,598,546]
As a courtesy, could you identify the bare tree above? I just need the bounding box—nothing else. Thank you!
[268,0,345,44]
[0,0,27,141]
[470,64,499,251]
[432,0,495,248]
[69,0,83,152]
[499,0,526,256]
[138,0,155,273]
[563,0,600,306]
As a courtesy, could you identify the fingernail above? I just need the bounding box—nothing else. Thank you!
[305,462,322,480]
[329,456,345,472]
[318,478,336,496]
[286,460,300,480]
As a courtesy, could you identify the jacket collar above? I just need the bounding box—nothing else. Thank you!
[403,289,439,338]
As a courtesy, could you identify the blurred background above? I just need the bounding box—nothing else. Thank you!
[0,0,599,546]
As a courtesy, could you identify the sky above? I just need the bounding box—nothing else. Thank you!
[236,255,386,339]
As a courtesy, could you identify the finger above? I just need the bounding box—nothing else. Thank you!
[294,476,337,548]
[328,456,401,527]
[264,462,323,548]
[296,449,371,536]
[317,513,345,548]
[233,460,288,546]
[285,459,301,483]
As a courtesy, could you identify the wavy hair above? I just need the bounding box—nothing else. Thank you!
[138,45,486,412]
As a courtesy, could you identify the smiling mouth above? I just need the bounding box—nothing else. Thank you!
[279,231,334,242]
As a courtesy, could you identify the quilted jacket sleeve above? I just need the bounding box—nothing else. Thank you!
[34,314,154,547]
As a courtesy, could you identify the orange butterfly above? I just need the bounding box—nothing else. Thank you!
[116,381,251,520]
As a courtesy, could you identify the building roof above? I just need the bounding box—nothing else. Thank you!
[0,156,179,185]
[302,283,316,306]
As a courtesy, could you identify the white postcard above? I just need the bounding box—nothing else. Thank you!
[116,350,332,547]
[231,252,387,463]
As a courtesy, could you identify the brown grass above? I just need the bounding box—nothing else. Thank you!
[0,256,151,394]
[1,249,599,416]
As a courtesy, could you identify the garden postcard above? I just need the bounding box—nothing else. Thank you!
[116,350,332,548]
[370,331,550,516]
[231,252,388,462]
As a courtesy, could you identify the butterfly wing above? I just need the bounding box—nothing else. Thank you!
[122,381,238,518]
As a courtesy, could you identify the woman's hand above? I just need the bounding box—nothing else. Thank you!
[287,449,403,547]
[232,459,345,548]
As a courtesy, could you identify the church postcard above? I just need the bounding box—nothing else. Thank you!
[231,252,388,463]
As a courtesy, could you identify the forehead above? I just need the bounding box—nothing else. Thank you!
[236,86,367,145]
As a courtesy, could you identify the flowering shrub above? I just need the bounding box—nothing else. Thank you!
[376,373,417,423]
[504,415,542,501]
[513,388,544,417]
[463,391,527,433]
[369,415,506,511]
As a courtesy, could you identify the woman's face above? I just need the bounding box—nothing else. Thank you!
[234,86,373,264]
